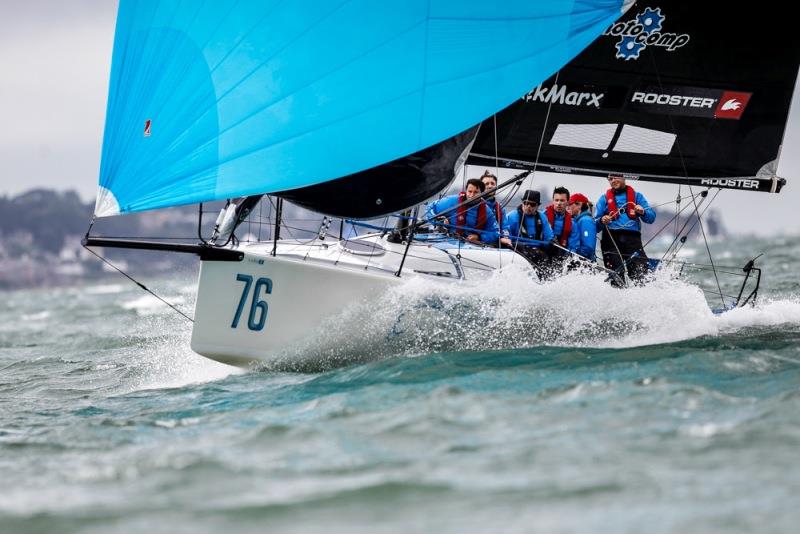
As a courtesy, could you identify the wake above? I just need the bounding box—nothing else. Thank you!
[271,263,800,368]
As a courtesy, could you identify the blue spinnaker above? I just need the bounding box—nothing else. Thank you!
[95,0,631,216]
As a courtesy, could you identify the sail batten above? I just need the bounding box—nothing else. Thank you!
[95,0,630,216]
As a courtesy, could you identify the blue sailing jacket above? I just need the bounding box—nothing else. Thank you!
[595,189,656,232]
[485,198,509,237]
[505,208,553,244]
[425,195,500,243]
[551,210,567,238]
[568,211,597,261]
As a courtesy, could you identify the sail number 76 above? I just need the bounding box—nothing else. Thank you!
[231,274,272,331]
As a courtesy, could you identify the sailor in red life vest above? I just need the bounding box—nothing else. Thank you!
[480,170,510,239]
[595,174,656,282]
[545,186,575,258]
[424,178,504,244]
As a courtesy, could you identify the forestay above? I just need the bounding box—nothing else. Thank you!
[95,0,632,217]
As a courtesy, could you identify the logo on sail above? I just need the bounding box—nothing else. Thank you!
[628,86,750,120]
[721,100,741,111]
[605,7,690,60]
[523,83,604,108]
[700,178,760,190]
[714,91,752,119]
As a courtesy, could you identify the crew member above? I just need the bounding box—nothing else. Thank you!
[481,170,509,238]
[595,174,656,282]
[505,189,553,267]
[424,178,502,244]
[545,186,573,250]
[567,193,596,261]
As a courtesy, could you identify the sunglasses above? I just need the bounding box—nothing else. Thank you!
[522,201,538,206]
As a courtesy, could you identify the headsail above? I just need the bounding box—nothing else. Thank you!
[95,0,632,217]
[469,1,800,193]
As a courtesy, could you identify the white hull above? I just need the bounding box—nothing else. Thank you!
[190,234,528,366]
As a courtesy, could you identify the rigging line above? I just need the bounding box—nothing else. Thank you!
[83,235,207,241]
[689,185,725,308]
[508,77,558,260]
[603,225,630,287]
[648,50,725,308]
[493,113,499,174]
[675,185,681,242]
[532,70,558,175]
[647,191,707,209]
[550,242,617,276]
[81,245,194,323]
[267,199,314,245]
[696,286,741,301]
[506,70,560,262]
[364,216,390,270]
[659,190,713,262]
[488,115,505,269]
[489,111,509,270]
[304,215,331,261]
[665,189,720,262]
[661,259,752,273]
[333,223,347,266]
[641,195,698,250]
[257,195,263,242]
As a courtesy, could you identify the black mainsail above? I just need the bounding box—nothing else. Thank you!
[469,1,799,193]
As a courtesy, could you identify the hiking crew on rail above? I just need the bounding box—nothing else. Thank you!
[567,193,596,261]
[594,174,656,282]
[504,189,553,268]
[422,172,657,284]
[424,178,503,245]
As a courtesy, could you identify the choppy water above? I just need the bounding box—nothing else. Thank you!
[2,236,800,533]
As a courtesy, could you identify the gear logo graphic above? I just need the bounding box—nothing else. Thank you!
[604,6,690,60]
[616,36,646,60]
[637,7,664,34]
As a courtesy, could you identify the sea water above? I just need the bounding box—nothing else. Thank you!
[1,236,799,533]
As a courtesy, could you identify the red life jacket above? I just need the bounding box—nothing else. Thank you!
[545,205,572,247]
[456,192,487,235]
[605,185,637,220]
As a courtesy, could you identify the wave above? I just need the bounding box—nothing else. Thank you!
[119,294,187,316]
[83,283,125,295]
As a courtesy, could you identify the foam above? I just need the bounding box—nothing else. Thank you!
[122,328,240,393]
[266,263,800,367]
[120,294,187,316]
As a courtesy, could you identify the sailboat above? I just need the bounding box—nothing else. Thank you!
[84,1,798,367]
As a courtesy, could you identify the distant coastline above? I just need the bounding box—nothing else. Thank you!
[0,189,199,290]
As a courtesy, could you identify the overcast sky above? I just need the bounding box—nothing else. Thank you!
[1,1,798,235]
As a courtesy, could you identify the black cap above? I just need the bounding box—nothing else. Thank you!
[522,190,540,204]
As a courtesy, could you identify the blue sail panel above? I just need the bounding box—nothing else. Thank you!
[95,0,630,216]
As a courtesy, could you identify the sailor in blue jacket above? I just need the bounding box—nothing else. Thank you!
[424,178,502,244]
[595,174,656,281]
[567,193,596,261]
[505,190,554,243]
[480,170,510,238]
[504,190,554,271]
